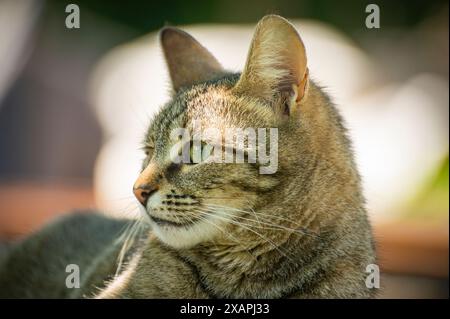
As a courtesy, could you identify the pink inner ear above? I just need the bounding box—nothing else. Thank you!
[296,68,309,103]
[283,101,290,116]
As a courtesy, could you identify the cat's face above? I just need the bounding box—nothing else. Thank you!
[138,80,281,248]
[134,15,310,248]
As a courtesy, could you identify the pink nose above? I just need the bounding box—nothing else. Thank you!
[133,162,160,205]
[133,184,158,206]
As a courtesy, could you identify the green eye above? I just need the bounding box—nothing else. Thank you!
[188,141,212,164]
[201,142,213,161]
[188,144,197,164]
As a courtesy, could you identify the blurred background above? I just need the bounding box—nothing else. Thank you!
[0,0,448,298]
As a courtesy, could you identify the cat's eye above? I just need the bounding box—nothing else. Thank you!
[201,143,214,162]
[187,141,212,164]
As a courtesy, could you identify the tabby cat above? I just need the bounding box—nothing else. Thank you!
[0,15,376,298]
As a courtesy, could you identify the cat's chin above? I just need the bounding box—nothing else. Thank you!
[149,217,220,249]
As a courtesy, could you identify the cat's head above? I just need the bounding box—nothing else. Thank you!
[133,15,317,249]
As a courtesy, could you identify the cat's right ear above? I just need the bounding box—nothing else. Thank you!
[160,27,225,93]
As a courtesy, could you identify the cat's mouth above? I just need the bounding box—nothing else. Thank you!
[148,214,197,228]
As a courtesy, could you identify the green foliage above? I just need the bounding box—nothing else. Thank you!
[406,153,449,219]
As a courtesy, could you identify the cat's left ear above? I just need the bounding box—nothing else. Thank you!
[233,15,309,112]
[160,27,226,92]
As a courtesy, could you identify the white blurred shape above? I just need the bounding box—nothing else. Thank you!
[346,74,448,219]
[93,137,144,218]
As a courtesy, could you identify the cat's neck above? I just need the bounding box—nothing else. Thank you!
[177,207,324,298]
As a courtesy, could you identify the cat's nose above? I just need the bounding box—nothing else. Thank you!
[133,184,158,206]
[133,162,161,206]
